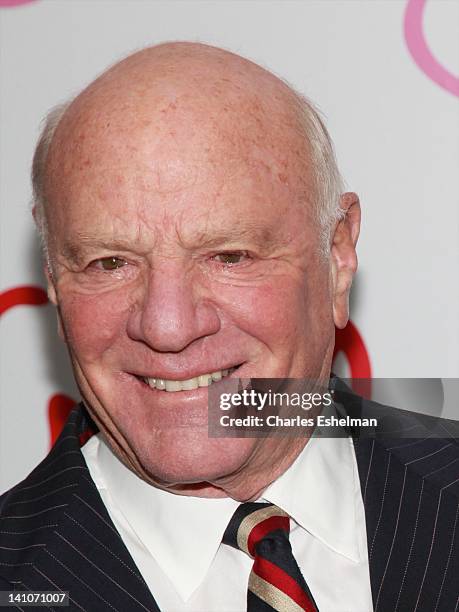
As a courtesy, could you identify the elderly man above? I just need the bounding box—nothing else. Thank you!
[1,43,458,612]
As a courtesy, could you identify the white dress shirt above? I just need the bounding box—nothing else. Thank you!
[82,432,373,612]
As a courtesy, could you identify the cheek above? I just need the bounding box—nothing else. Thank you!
[58,289,132,360]
[215,277,308,342]
[214,271,333,353]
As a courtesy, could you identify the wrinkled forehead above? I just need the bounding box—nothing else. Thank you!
[44,60,315,234]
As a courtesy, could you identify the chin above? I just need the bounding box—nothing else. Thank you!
[133,433,258,488]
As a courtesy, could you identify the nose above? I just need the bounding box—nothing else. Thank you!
[126,260,220,352]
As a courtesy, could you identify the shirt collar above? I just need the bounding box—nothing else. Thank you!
[262,433,361,563]
[88,429,360,602]
[93,436,240,602]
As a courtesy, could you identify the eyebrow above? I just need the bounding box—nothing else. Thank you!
[60,236,143,264]
[59,223,286,263]
[182,224,286,252]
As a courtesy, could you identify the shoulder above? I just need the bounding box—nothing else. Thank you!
[329,377,459,517]
[0,406,94,574]
[332,385,459,610]
[353,403,458,503]
[0,405,90,509]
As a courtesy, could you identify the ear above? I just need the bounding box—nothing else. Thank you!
[44,264,65,340]
[331,192,361,329]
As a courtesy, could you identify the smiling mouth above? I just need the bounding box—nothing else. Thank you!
[139,366,240,392]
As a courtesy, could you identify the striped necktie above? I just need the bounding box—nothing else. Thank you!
[222,502,319,612]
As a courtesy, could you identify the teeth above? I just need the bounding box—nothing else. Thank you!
[198,374,212,387]
[165,380,182,392]
[144,367,236,392]
[181,378,199,390]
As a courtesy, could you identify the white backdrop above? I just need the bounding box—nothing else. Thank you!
[1,0,458,493]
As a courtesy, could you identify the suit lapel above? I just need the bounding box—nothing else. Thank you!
[353,425,459,612]
[0,407,160,611]
[4,393,457,611]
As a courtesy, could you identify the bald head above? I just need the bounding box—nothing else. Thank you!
[31,43,359,497]
[32,42,344,258]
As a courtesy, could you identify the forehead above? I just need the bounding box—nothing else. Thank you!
[45,82,316,246]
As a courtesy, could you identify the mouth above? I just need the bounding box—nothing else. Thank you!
[136,365,242,393]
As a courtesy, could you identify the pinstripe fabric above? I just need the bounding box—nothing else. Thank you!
[1,390,458,612]
[353,435,459,612]
[0,409,159,611]
[328,377,459,612]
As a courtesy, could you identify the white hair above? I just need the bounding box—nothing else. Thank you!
[294,93,346,251]
[31,101,70,261]
[31,91,345,259]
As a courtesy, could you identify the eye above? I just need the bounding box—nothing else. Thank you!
[213,252,249,265]
[93,256,128,271]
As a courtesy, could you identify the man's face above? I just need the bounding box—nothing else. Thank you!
[44,89,340,499]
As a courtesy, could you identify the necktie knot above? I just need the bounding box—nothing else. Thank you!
[223,502,290,558]
[223,502,319,611]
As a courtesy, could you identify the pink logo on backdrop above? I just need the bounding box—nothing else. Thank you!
[404,0,459,97]
[0,0,37,6]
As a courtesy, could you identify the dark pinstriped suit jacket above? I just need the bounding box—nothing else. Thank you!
[1,393,458,611]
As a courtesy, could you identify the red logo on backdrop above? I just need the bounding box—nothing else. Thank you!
[47,393,76,445]
[0,285,48,314]
[1,285,372,445]
[0,286,76,446]
[334,321,372,398]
